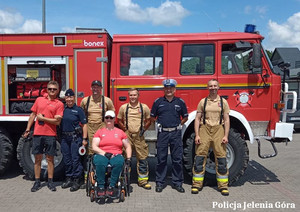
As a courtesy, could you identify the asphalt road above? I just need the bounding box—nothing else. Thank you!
[1,134,300,212]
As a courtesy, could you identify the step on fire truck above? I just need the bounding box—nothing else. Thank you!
[0,27,297,184]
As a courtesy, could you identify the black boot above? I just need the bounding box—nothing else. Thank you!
[70,178,81,192]
[61,177,73,189]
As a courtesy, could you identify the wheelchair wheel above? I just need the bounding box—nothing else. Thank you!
[86,156,95,197]
[90,189,95,202]
[125,168,130,197]
[119,190,125,202]
[86,170,92,196]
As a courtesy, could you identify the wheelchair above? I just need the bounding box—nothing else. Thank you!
[85,154,130,203]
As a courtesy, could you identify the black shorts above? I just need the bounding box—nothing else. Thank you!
[32,136,57,156]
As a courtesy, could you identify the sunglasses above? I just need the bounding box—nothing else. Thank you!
[105,116,114,120]
[47,88,58,91]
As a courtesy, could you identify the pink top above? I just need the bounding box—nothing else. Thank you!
[94,127,127,155]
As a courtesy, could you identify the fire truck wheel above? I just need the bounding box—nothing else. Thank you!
[0,130,14,175]
[183,129,249,185]
[17,135,65,180]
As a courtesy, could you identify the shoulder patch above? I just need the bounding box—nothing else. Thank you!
[178,98,186,104]
[154,97,160,103]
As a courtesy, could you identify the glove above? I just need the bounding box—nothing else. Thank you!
[139,128,145,137]
[104,152,113,159]
[125,158,131,167]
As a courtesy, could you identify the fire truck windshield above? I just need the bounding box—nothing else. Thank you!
[221,43,258,74]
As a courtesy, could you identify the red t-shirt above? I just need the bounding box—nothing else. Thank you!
[31,96,64,136]
[94,127,127,155]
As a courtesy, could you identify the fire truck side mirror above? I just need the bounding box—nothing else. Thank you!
[252,43,262,71]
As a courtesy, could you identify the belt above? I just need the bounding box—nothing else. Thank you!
[128,131,138,135]
[62,131,76,136]
[162,127,177,132]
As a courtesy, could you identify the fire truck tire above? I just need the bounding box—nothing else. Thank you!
[17,135,65,180]
[183,129,249,185]
[0,131,14,175]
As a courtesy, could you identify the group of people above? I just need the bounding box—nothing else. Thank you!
[23,78,230,197]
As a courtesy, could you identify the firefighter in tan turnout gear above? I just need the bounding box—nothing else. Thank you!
[117,88,152,190]
[192,79,230,196]
[80,80,115,154]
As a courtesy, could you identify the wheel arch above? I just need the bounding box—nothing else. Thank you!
[182,110,254,144]
[229,110,254,144]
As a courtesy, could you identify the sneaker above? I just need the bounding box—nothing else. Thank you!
[31,181,41,192]
[106,186,114,197]
[47,182,56,192]
[61,177,73,189]
[96,187,105,198]
[220,188,229,196]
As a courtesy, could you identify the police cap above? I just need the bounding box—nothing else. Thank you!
[162,79,177,87]
[65,89,75,97]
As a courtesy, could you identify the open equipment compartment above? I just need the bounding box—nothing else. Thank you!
[8,64,65,114]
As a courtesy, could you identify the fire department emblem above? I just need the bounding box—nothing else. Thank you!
[234,91,254,107]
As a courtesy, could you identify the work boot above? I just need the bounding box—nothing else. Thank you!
[139,182,151,190]
[31,181,41,192]
[191,186,202,194]
[80,183,86,189]
[220,188,229,196]
[155,184,164,192]
[80,172,87,189]
[70,178,81,192]
[172,185,185,193]
[61,177,73,189]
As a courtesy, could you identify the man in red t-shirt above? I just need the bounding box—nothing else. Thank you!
[23,81,64,192]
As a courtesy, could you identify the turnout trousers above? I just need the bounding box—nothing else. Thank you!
[126,131,149,186]
[156,130,183,187]
[192,124,228,190]
[87,122,105,154]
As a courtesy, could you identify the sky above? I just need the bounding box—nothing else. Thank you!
[0,0,300,51]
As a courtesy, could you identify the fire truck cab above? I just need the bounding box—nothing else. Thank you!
[110,32,296,183]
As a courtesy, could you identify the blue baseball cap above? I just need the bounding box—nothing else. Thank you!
[162,79,177,87]
[65,89,75,97]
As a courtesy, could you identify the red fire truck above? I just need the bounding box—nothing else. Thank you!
[0,28,296,184]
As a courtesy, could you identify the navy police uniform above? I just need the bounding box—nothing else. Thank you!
[61,94,87,179]
[151,85,188,188]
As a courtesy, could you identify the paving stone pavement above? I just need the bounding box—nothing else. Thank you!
[1,134,300,212]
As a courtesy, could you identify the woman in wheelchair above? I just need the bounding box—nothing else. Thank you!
[92,110,132,198]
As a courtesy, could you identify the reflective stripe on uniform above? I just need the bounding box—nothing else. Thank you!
[138,174,149,181]
[216,175,228,182]
[193,174,204,182]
